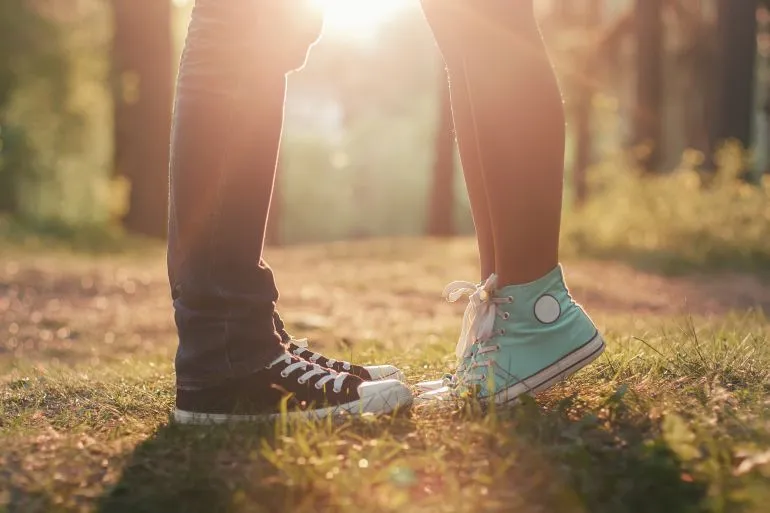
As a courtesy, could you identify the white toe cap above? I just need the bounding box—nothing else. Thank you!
[364,365,406,383]
[357,379,413,413]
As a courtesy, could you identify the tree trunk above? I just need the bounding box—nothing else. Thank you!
[670,0,711,156]
[113,0,173,238]
[427,74,455,237]
[711,0,758,152]
[634,0,664,172]
[572,0,602,208]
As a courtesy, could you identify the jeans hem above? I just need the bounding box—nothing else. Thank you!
[175,344,286,391]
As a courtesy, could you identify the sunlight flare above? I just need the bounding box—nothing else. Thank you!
[312,0,409,37]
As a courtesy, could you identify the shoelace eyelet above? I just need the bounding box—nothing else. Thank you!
[297,378,307,385]
[280,371,290,378]
[508,296,514,303]
[502,312,510,320]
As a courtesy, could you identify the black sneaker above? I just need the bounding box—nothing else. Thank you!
[287,338,406,382]
[273,311,405,382]
[174,352,412,424]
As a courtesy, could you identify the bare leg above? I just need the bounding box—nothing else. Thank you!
[420,0,604,404]
[447,65,496,279]
[427,0,564,286]
[426,8,496,280]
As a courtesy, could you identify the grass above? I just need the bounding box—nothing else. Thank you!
[1,238,770,513]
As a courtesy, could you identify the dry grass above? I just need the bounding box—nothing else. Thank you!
[1,238,769,513]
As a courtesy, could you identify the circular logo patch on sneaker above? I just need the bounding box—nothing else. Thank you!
[534,294,561,324]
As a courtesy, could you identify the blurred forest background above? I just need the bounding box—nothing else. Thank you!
[1,0,770,271]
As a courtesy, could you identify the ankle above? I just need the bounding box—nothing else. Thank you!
[495,260,559,289]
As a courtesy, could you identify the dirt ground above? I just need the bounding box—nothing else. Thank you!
[2,238,768,368]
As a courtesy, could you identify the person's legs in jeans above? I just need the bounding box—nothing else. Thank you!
[169,0,301,390]
[420,0,604,403]
[169,0,411,423]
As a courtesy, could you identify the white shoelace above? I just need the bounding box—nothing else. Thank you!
[465,344,506,384]
[444,274,504,360]
[291,338,352,371]
[268,353,350,393]
[444,274,515,388]
[418,275,506,393]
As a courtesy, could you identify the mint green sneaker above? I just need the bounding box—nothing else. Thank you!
[452,265,605,405]
[416,275,499,393]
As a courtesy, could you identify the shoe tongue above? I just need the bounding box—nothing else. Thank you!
[289,338,309,350]
[290,354,314,369]
[273,311,293,343]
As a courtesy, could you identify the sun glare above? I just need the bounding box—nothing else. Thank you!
[314,0,410,37]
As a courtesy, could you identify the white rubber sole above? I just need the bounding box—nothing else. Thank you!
[491,332,605,405]
[416,332,605,405]
[174,382,413,425]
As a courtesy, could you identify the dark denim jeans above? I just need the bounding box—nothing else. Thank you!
[168,0,323,389]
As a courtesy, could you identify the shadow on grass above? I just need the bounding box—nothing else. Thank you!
[95,421,285,513]
[96,399,709,513]
[496,393,706,513]
[460,392,708,513]
[95,415,418,513]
